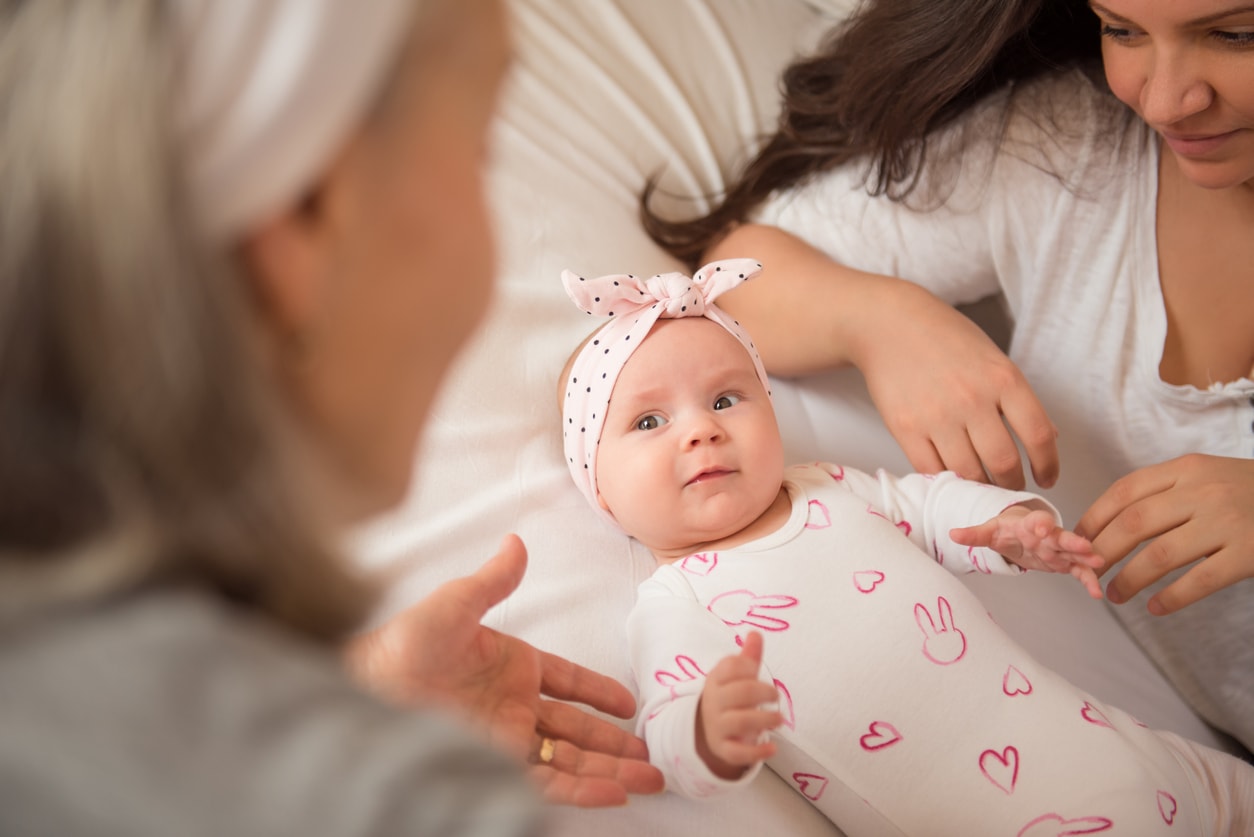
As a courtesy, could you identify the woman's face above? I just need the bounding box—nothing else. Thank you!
[282,0,511,518]
[1091,0,1254,190]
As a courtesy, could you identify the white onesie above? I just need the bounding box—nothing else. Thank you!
[627,463,1241,836]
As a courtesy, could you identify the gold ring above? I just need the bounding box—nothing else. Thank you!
[538,737,556,765]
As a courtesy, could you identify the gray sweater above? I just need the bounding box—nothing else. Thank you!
[0,586,542,836]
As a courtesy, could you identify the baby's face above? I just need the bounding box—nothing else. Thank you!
[595,318,785,557]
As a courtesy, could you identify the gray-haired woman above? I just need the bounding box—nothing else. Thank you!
[0,2,662,833]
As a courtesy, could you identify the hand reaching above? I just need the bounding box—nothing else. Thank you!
[707,224,1059,490]
[951,506,1104,598]
[857,281,1059,491]
[695,632,783,780]
[345,534,665,807]
[1078,454,1254,615]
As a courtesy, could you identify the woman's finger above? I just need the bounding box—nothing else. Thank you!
[967,412,1027,490]
[999,385,1059,488]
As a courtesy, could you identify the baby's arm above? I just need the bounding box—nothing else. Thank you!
[696,632,782,779]
[950,504,1104,598]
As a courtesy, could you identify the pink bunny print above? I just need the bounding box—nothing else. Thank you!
[707,589,798,632]
[914,596,967,665]
[968,544,992,574]
[654,655,707,702]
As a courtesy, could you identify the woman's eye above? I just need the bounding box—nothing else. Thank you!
[1098,23,1137,42]
[1211,29,1254,47]
[713,394,741,410]
[635,415,666,431]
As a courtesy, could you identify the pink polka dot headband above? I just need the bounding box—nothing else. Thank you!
[560,258,771,528]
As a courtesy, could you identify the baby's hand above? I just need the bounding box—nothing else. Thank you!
[695,632,782,780]
[951,506,1104,599]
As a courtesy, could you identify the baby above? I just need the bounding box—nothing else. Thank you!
[558,259,1252,836]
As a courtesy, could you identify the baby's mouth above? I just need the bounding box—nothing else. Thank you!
[686,467,734,487]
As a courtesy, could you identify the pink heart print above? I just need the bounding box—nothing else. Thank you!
[1003,665,1033,697]
[826,463,846,481]
[853,570,885,593]
[654,655,707,701]
[979,745,1020,795]
[865,504,913,536]
[679,552,718,576]
[914,596,967,665]
[804,499,831,529]
[1157,790,1177,825]
[775,679,796,730]
[1080,701,1114,729]
[792,772,828,801]
[707,589,798,632]
[1016,813,1113,836]
[859,720,902,751]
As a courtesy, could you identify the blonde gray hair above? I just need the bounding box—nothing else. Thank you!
[0,1,374,639]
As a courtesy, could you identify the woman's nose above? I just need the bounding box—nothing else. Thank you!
[1140,50,1213,127]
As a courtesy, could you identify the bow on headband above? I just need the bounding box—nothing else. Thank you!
[560,258,770,529]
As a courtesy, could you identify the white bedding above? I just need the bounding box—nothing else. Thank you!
[351,2,1231,834]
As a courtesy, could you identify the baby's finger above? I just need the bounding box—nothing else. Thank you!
[706,680,780,716]
[1071,565,1104,599]
[949,520,995,547]
[712,736,777,768]
[713,708,785,741]
[1052,528,1094,554]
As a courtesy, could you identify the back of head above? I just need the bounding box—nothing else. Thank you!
[0,1,371,639]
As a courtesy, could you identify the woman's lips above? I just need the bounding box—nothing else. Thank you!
[1161,129,1239,158]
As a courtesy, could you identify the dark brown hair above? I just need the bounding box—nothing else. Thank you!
[643,0,1103,268]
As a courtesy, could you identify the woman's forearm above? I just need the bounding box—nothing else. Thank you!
[704,223,920,378]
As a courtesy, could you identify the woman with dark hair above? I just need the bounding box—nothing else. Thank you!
[643,0,1254,753]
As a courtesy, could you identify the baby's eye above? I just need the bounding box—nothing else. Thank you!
[635,414,667,431]
[713,394,742,410]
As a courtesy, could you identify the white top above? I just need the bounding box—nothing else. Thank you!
[753,69,1254,750]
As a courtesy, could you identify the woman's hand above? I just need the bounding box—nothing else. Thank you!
[856,280,1058,490]
[346,534,665,807]
[1078,454,1254,615]
[708,224,1058,490]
